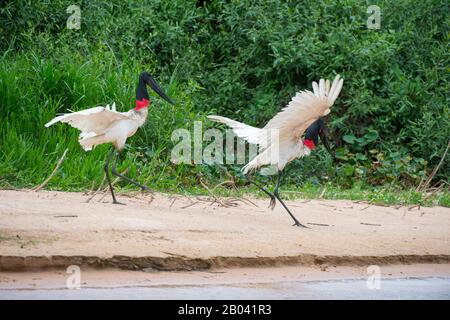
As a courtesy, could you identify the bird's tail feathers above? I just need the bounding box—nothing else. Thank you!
[44,115,65,128]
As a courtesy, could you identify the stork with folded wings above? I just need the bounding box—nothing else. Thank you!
[45,72,175,204]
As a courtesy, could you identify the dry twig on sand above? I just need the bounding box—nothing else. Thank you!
[417,140,450,192]
[318,203,336,208]
[212,180,237,191]
[360,222,382,226]
[408,204,420,211]
[169,197,177,208]
[33,148,68,192]
[197,178,256,208]
[235,196,258,207]
[199,178,231,207]
[181,201,199,209]
[86,174,106,203]
[212,180,257,207]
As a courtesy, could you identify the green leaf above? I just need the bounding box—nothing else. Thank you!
[363,130,379,143]
[343,134,356,144]
[335,147,349,160]
[343,164,355,176]
[355,153,368,161]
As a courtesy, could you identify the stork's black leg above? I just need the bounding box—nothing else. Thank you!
[273,170,308,228]
[245,172,307,227]
[270,170,283,210]
[111,151,154,193]
[245,175,276,208]
[105,148,124,205]
[273,170,283,195]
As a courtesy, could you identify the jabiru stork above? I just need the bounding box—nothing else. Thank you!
[45,71,175,204]
[208,75,343,227]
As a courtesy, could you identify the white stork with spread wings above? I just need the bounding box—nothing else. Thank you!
[45,72,175,204]
[208,75,344,227]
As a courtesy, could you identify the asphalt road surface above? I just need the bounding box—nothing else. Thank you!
[1,277,449,300]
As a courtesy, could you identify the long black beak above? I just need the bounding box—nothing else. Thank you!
[319,124,335,162]
[142,72,176,105]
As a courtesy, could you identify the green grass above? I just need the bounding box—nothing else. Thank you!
[0,51,448,208]
[155,181,449,207]
[0,50,208,191]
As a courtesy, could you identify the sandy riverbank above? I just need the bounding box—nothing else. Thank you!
[0,189,449,271]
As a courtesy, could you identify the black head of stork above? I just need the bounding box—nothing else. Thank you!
[305,118,335,161]
[135,72,176,110]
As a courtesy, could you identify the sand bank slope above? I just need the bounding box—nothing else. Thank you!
[0,190,448,270]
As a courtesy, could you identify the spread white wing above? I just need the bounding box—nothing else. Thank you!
[263,75,343,143]
[208,75,343,173]
[239,75,342,172]
[45,103,129,134]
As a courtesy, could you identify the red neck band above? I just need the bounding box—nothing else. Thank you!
[303,139,316,150]
[135,98,150,111]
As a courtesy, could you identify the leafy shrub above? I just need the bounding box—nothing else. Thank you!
[0,0,448,191]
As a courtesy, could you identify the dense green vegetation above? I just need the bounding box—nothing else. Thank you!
[0,0,448,206]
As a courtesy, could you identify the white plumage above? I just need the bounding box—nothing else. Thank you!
[44,71,175,205]
[208,75,343,173]
[45,102,148,151]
